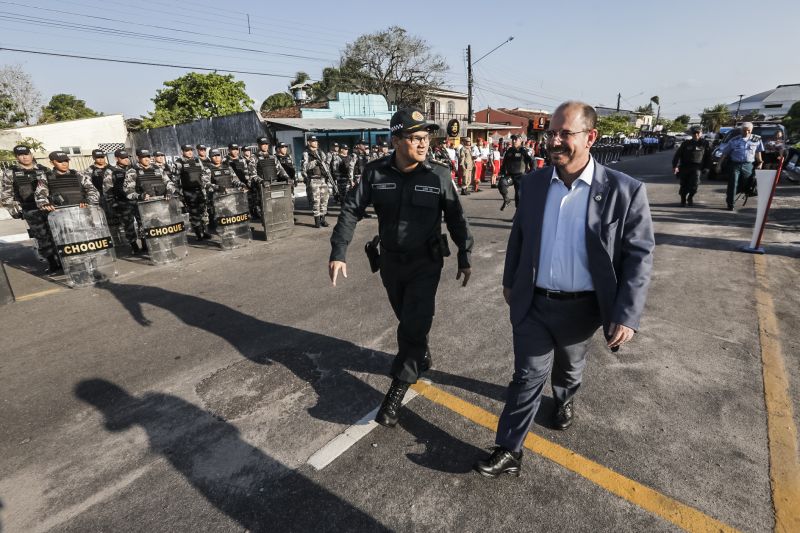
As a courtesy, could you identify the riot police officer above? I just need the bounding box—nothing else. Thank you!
[329,108,474,428]
[226,143,255,221]
[206,148,245,196]
[351,139,373,218]
[672,126,710,206]
[104,149,142,253]
[330,143,354,204]
[36,151,100,209]
[196,144,211,167]
[499,134,534,210]
[0,145,61,272]
[173,144,212,240]
[302,135,332,228]
[275,142,298,223]
[153,151,174,184]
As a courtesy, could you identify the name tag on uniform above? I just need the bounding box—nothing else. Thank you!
[372,183,396,190]
[414,185,440,194]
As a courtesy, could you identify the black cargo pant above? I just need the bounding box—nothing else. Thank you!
[678,165,702,198]
[379,249,443,384]
[510,173,524,207]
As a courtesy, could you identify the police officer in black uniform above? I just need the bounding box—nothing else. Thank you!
[499,134,534,210]
[672,126,710,206]
[351,138,373,218]
[329,108,474,428]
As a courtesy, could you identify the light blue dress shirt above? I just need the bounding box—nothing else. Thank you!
[536,157,595,292]
[721,135,764,163]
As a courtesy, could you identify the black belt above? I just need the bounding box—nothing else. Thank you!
[380,245,429,263]
[534,287,595,300]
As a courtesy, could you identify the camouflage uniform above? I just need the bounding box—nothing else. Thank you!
[330,152,356,203]
[458,143,475,194]
[276,151,297,213]
[1,163,56,259]
[127,164,176,200]
[83,164,115,224]
[226,155,255,219]
[249,150,288,216]
[173,156,211,236]
[301,148,331,222]
[103,164,140,244]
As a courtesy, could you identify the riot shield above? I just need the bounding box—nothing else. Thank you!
[48,205,118,287]
[214,190,251,250]
[138,198,189,265]
[260,182,293,241]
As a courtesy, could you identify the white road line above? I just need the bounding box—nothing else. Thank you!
[0,232,31,244]
[306,386,421,471]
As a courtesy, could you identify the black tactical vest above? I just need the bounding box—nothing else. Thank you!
[88,165,107,192]
[136,166,166,197]
[11,165,46,208]
[682,141,707,165]
[506,148,526,175]
[178,158,203,190]
[111,166,130,201]
[227,157,247,182]
[48,170,84,206]
[210,165,234,189]
[277,155,295,180]
[305,150,323,178]
[256,153,278,182]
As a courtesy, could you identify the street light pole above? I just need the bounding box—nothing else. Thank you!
[735,94,744,123]
[466,36,514,124]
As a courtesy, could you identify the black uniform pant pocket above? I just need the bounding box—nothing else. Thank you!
[380,256,442,384]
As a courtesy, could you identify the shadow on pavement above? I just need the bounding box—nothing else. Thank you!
[74,378,388,532]
[655,232,799,258]
[97,282,491,466]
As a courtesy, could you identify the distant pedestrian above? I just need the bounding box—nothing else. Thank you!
[671,126,710,206]
[718,122,764,211]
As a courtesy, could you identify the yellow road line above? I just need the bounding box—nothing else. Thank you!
[14,287,64,301]
[753,255,800,533]
[411,381,739,533]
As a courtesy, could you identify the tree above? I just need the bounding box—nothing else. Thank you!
[0,136,43,160]
[290,71,310,87]
[141,72,255,128]
[309,66,359,102]
[38,94,102,124]
[596,114,636,137]
[0,65,42,125]
[0,90,24,129]
[781,101,800,137]
[339,26,448,107]
[260,92,295,113]
[700,103,732,132]
[673,114,691,128]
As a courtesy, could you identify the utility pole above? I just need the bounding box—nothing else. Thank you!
[467,45,473,124]
[466,37,513,125]
[735,94,744,123]
[616,93,621,113]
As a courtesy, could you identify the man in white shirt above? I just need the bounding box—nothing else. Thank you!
[474,101,655,478]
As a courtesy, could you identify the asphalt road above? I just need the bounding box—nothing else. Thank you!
[0,150,798,532]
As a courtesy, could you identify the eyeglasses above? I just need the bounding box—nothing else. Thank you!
[403,134,431,146]
[544,129,590,141]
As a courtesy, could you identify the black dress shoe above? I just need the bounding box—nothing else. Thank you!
[553,400,574,430]
[375,379,410,428]
[420,350,432,372]
[474,447,522,478]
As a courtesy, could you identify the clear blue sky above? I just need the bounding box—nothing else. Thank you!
[1,0,797,121]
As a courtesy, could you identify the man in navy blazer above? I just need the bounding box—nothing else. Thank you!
[475,101,655,478]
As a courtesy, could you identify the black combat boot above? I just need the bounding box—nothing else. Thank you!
[420,349,432,372]
[375,379,410,428]
[130,241,142,255]
[320,215,329,227]
[687,194,694,207]
[46,255,62,273]
[679,195,686,207]
[314,216,321,228]
[194,227,204,240]
[140,239,148,253]
[201,225,212,240]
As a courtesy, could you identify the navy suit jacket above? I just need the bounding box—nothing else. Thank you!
[503,162,655,334]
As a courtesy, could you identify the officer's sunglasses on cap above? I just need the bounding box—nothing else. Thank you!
[402,134,431,146]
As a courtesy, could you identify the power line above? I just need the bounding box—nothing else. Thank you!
[0,47,293,77]
[0,11,336,63]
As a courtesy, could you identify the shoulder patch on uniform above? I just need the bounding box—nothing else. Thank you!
[414,185,440,194]
[372,182,396,190]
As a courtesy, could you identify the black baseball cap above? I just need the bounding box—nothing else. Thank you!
[49,151,70,162]
[91,149,106,158]
[209,148,222,157]
[13,145,31,155]
[136,149,151,158]
[228,143,240,150]
[181,144,193,152]
[308,135,318,142]
[196,144,207,150]
[510,134,519,140]
[690,126,702,133]
[153,151,165,157]
[332,142,339,147]
[380,141,388,147]
[257,136,269,145]
[114,149,130,158]
[340,144,349,150]
[277,142,288,148]
[356,138,367,145]
[389,107,439,136]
